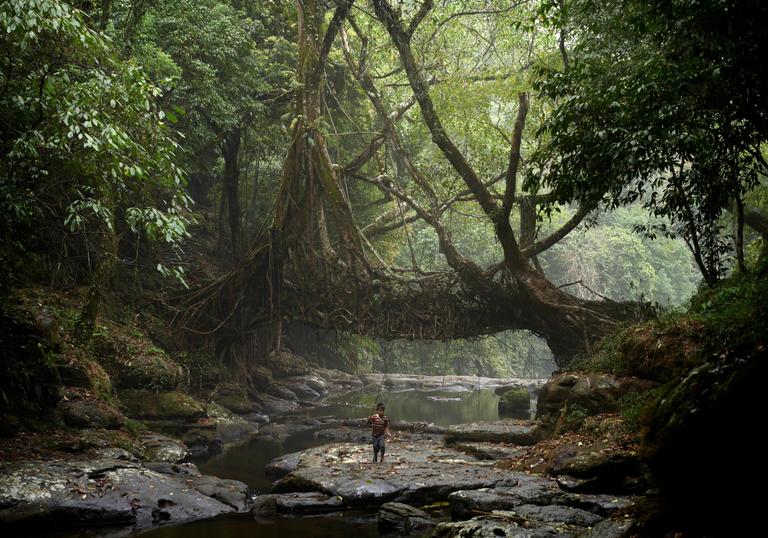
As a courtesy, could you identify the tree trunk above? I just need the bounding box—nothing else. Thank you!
[222,126,242,257]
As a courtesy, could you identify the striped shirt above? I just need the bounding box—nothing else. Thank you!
[368,414,389,436]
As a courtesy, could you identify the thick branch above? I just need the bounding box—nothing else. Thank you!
[502,93,529,221]
[521,203,593,257]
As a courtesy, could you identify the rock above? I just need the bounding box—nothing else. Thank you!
[179,425,223,458]
[120,390,207,421]
[497,386,531,419]
[251,494,279,516]
[260,394,300,415]
[548,445,646,493]
[264,350,309,378]
[576,518,636,537]
[377,502,435,535]
[250,366,274,391]
[59,398,124,429]
[190,475,250,511]
[536,373,657,421]
[280,380,322,401]
[272,442,516,507]
[96,448,138,462]
[448,480,634,522]
[205,402,260,444]
[266,383,299,401]
[432,514,564,537]
[511,504,603,527]
[140,433,188,463]
[448,476,566,520]
[99,340,183,391]
[265,452,303,477]
[445,419,539,445]
[452,442,528,461]
[144,462,201,477]
[210,383,261,415]
[275,492,344,513]
[0,458,234,531]
[314,427,370,443]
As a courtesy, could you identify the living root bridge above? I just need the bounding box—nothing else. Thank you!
[175,230,639,365]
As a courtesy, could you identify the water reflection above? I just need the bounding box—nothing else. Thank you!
[299,388,501,426]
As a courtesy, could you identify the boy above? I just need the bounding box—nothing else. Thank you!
[367,402,390,463]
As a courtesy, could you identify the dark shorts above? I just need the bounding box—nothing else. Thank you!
[372,434,386,452]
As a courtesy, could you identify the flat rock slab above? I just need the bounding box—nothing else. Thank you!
[0,458,246,532]
[449,482,633,520]
[271,441,517,507]
[445,420,540,445]
[512,504,603,527]
[451,441,529,461]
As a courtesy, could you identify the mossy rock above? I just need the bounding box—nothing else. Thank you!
[210,383,261,415]
[264,350,309,378]
[59,398,123,429]
[55,358,113,400]
[93,329,183,391]
[496,386,530,418]
[119,390,206,420]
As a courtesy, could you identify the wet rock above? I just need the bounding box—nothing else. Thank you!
[512,504,603,527]
[140,433,188,463]
[432,513,565,537]
[445,419,539,445]
[144,461,202,477]
[272,442,515,507]
[210,383,261,415]
[266,383,299,401]
[190,475,250,511]
[251,494,279,516]
[179,425,223,458]
[575,517,636,537]
[377,502,435,535]
[257,422,314,441]
[205,403,260,444]
[120,390,206,421]
[452,442,528,461]
[265,452,302,477]
[448,476,565,520]
[497,386,531,419]
[280,380,322,401]
[560,494,634,517]
[0,458,233,530]
[275,492,344,513]
[98,340,183,391]
[260,394,301,415]
[59,398,124,429]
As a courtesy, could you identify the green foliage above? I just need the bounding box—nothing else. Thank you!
[619,387,663,432]
[563,402,590,430]
[532,0,768,283]
[0,0,191,287]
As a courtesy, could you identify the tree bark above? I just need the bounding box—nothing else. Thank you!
[222,126,242,257]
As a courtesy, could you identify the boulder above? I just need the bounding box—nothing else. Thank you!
[119,390,207,421]
[576,518,636,537]
[209,383,261,415]
[59,398,123,429]
[140,433,188,463]
[432,514,563,537]
[445,419,539,445]
[451,442,528,461]
[190,475,250,511]
[378,502,435,535]
[205,403,260,444]
[511,504,603,527]
[275,492,344,513]
[264,350,309,378]
[496,386,531,419]
[536,373,657,420]
[265,452,303,477]
[0,458,235,531]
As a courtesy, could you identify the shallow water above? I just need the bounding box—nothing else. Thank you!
[36,388,506,538]
[301,387,502,426]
